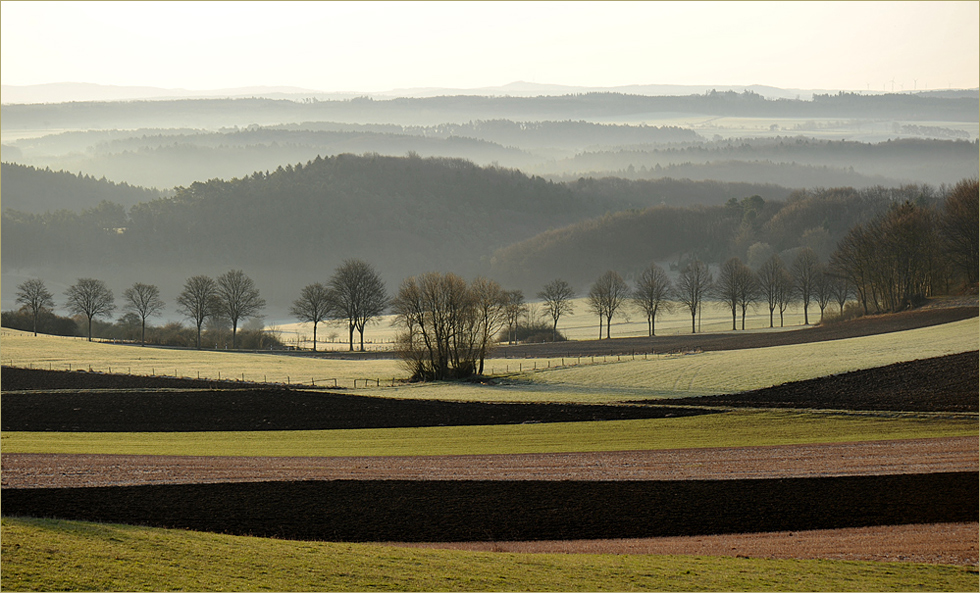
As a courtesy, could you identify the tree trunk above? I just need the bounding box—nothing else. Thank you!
[231,320,238,349]
[312,322,317,352]
[196,323,202,350]
[598,320,602,339]
[605,315,611,339]
[359,327,365,352]
[691,311,696,334]
[552,319,558,342]
[141,318,146,346]
[348,324,355,352]
[87,316,93,342]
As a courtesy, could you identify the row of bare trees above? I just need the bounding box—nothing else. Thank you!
[578,246,844,339]
[16,270,265,348]
[16,277,163,344]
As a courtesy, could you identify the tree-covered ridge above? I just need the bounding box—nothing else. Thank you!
[489,183,954,291]
[3,91,976,132]
[538,138,980,187]
[0,162,160,213]
[2,154,613,295]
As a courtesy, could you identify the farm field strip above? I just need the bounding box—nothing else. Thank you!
[4,437,976,488]
[3,318,976,403]
[2,517,977,592]
[3,411,975,458]
[353,318,980,402]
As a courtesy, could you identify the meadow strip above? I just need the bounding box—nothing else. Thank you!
[2,411,974,457]
[2,517,976,592]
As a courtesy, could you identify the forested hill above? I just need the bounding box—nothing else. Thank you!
[1,153,798,313]
[3,91,977,131]
[1,162,160,213]
[489,184,948,290]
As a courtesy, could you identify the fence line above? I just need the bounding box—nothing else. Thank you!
[1,349,699,391]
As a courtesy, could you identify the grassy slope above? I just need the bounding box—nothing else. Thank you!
[3,518,976,592]
[3,411,974,457]
[3,318,977,403]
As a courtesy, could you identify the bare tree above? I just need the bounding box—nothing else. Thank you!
[392,272,479,380]
[289,282,332,351]
[65,278,115,341]
[537,279,575,342]
[715,257,757,331]
[631,263,673,337]
[831,223,876,315]
[471,277,508,374]
[176,275,220,350]
[792,247,820,325]
[504,290,526,344]
[775,267,794,327]
[677,260,712,334]
[756,255,785,328]
[827,267,851,316]
[216,269,266,349]
[122,282,165,346]
[735,264,760,331]
[587,270,629,339]
[813,265,834,323]
[327,259,388,352]
[942,178,979,284]
[15,278,54,336]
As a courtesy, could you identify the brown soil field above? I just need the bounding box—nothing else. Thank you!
[2,306,978,564]
[3,437,977,488]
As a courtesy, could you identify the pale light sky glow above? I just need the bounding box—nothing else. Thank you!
[1,1,977,92]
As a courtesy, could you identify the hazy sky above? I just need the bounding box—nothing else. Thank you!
[2,1,977,92]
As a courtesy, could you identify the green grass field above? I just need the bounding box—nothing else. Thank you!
[2,518,976,592]
[3,410,974,457]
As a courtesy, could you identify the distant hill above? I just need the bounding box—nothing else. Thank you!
[2,122,698,190]
[5,80,977,103]
[3,92,977,133]
[0,162,160,213]
[1,154,799,314]
[533,138,980,187]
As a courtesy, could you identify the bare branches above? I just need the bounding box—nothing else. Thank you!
[289,283,331,351]
[537,279,575,342]
[587,270,628,339]
[631,264,673,337]
[677,260,712,334]
[122,282,164,346]
[327,259,388,352]
[65,278,115,341]
[176,275,219,349]
[216,270,266,350]
[15,278,54,336]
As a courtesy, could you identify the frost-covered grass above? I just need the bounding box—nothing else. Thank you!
[354,318,979,402]
[3,318,977,403]
[0,329,403,388]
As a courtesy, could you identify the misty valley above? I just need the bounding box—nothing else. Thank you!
[1,89,978,347]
